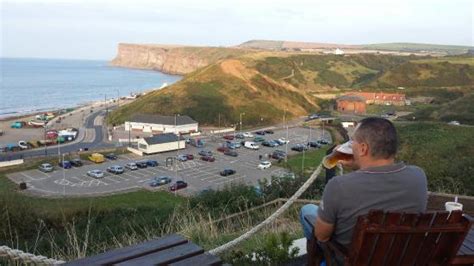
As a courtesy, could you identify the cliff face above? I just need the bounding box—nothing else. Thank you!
[110,43,249,75]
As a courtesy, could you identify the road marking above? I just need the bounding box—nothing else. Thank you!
[108,174,128,181]
[19,173,34,181]
[104,176,121,183]
[36,170,52,178]
[123,172,141,179]
[215,176,245,185]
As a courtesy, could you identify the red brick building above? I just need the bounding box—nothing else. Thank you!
[347,92,406,106]
[336,95,366,114]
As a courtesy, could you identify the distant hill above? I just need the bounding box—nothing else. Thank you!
[364,43,474,55]
[238,40,473,55]
[109,47,474,126]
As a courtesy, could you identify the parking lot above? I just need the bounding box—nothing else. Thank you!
[7,126,331,197]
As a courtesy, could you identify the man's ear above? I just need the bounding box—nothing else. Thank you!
[359,142,369,157]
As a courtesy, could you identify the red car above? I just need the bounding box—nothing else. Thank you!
[217,146,230,153]
[185,154,194,160]
[169,181,188,191]
[223,135,234,140]
[201,155,216,162]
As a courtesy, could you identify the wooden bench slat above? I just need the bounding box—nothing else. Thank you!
[431,212,468,263]
[116,242,204,266]
[415,212,449,265]
[369,212,401,266]
[353,210,384,265]
[64,234,188,266]
[169,253,222,266]
[385,213,418,265]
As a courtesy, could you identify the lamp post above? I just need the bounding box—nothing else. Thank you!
[44,125,47,156]
[239,112,245,133]
[284,108,289,163]
[62,153,66,197]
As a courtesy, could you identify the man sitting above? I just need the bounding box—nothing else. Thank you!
[300,117,428,264]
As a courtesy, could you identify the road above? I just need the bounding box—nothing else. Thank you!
[0,109,114,161]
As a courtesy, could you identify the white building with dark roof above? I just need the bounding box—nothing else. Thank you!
[136,133,186,154]
[125,114,198,134]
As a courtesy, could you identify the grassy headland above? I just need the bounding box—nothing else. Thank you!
[109,50,474,127]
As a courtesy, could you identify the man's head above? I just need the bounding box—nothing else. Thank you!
[351,117,398,168]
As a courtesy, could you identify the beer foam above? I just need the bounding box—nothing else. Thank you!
[337,141,353,154]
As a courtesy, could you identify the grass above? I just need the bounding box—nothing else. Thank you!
[396,122,474,195]
[277,146,329,178]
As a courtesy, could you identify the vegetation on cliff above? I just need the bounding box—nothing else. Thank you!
[109,50,474,127]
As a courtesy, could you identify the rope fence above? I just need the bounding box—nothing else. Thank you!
[209,162,324,255]
[0,246,65,265]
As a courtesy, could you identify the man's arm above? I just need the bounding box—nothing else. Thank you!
[314,216,335,242]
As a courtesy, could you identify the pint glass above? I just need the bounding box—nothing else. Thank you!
[322,141,353,169]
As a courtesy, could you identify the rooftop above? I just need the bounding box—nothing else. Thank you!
[130,114,197,125]
[143,133,184,145]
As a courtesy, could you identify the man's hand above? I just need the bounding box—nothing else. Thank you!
[314,216,335,242]
[339,157,358,170]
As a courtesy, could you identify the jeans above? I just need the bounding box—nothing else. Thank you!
[300,204,319,240]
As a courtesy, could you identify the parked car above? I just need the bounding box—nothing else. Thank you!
[39,163,54,172]
[170,180,188,191]
[264,129,274,134]
[201,155,216,162]
[88,153,105,163]
[224,150,238,157]
[135,161,148,168]
[105,153,118,160]
[177,154,188,162]
[277,138,289,144]
[271,150,286,160]
[255,131,266,135]
[258,161,272,170]
[262,141,272,147]
[244,141,259,150]
[220,169,236,176]
[107,165,124,174]
[146,160,159,167]
[235,133,245,139]
[317,139,330,145]
[291,144,308,152]
[149,176,172,187]
[185,154,194,160]
[223,135,234,140]
[87,169,104,178]
[58,160,72,169]
[125,162,138,170]
[198,150,213,157]
[70,159,83,167]
[243,132,254,138]
[254,136,265,142]
[307,141,322,148]
[226,141,241,149]
[217,146,230,153]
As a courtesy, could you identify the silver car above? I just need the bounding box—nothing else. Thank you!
[125,162,138,170]
[39,163,54,172]
[87,169,104,178]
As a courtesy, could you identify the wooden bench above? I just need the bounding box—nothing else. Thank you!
[65,234,223,266]
[306,210,473,266]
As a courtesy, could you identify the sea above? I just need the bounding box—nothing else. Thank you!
[0,58,182,119]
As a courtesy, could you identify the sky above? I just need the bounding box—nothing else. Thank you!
[1,0,473,60]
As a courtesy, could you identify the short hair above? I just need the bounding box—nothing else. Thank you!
[353,117,398,159]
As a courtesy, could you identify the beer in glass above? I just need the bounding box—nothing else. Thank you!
[322,141,353,169]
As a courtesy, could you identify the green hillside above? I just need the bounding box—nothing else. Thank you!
[109,52,474,127]
[397,122,474,195]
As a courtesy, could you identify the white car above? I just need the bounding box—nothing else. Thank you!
[258,161,272,170]
[125,162,138,170]
[278,138,289,144]
[243,132,254,138]
[244,141,259,150]
[87,169,104,178]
